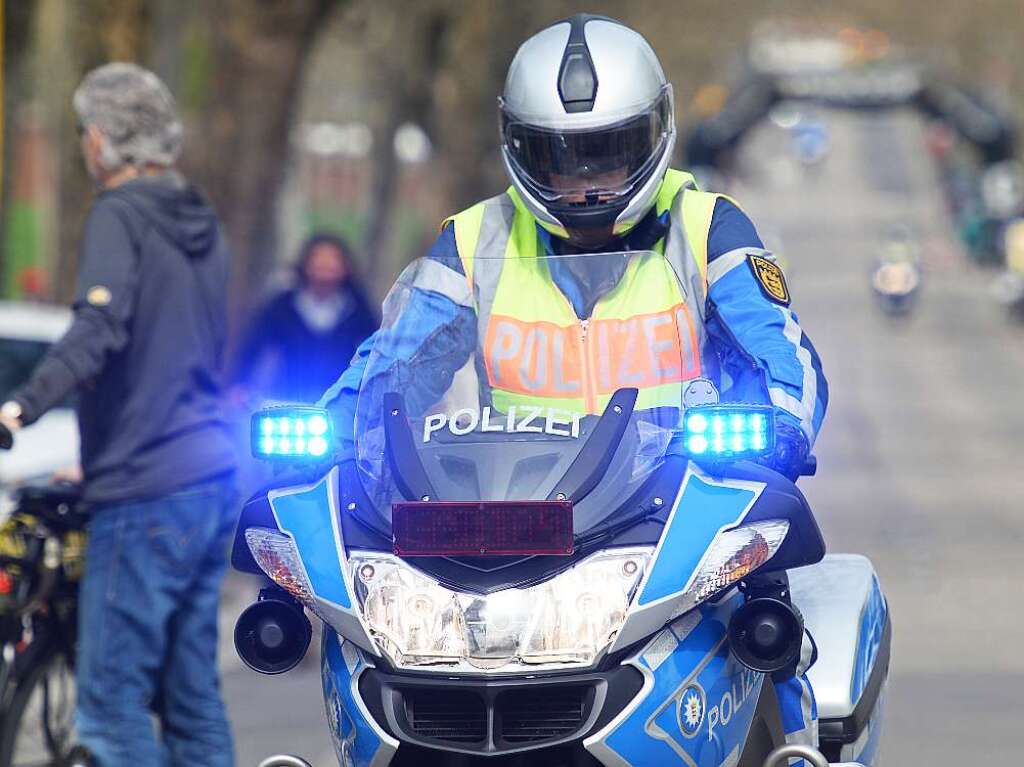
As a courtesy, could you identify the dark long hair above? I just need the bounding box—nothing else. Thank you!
[293,232,362,288]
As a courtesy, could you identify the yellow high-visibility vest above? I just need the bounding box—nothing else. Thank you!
[447,169,727,414]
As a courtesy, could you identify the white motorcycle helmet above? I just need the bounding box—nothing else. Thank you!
[500,14,676,249]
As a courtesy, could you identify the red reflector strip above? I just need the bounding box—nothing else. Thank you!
[392,501,573,557]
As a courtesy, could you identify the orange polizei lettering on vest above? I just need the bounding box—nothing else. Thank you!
[590,304,701,395]
[595,321,613,392]
[484,316,582,396]
[485,305,699,399]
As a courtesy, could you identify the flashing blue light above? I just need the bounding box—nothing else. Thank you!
[251,407,333,460]
[686,413,708,434]
[687,435,709,455]
[681,405,775,460]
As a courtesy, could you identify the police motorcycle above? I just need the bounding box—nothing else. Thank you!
[870,225,922,317]
[232,253,890,767]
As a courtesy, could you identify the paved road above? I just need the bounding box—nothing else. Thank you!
[223,573,337,766]
[224,108,1024,765]
[735,107,1024,764]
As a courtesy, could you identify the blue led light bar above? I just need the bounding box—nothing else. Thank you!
[251,406,333,460]
[680,405,775,459]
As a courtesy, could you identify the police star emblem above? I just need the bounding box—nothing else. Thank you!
[676,683,706,738]
[748,255,790,306]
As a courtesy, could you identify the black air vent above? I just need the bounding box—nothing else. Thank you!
[405,689,487,743]
[497,686,588,743]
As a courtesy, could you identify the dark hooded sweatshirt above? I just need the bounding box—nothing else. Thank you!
[13,174,236,503]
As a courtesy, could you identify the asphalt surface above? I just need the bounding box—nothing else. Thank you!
[223,107,1024,766]
[735,107,1024,764]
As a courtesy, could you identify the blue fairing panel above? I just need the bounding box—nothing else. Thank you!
[269,470,351,608]
[638,471,761,607]
[268,467,377,653]
[586,593,766,767]
[322,628,398,767]
[851,575,887,703]
[612,468,766,653]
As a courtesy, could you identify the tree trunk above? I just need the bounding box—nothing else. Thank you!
[361,4,451,288]
[53,0,149,302]
[187,0,340,324]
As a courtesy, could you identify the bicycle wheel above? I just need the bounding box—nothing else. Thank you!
[0,644,75,767]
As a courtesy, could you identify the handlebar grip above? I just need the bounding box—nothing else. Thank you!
[0,422,12,450]
[800,455,817,477]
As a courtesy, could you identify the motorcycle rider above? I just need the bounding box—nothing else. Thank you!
[321,14,826,757]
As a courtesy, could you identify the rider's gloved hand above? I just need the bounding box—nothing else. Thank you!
[758,415,809,481]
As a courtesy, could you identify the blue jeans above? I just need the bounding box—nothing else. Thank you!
[75,477,237,767]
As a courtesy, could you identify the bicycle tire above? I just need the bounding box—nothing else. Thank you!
[0,641,75,767]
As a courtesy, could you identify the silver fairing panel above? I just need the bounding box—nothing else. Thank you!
[789,553,889,720]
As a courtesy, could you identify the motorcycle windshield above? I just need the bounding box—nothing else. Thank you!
[354,250,703,534]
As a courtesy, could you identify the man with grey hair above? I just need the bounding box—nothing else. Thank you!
[1,63,236,766]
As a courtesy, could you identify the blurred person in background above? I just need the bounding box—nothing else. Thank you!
[321,14,826,762]
[234,233,377,404]
[0,64,236,767]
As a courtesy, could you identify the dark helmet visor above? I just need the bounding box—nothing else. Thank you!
[501,89,672,204]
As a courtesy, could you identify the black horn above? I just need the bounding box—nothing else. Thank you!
[234,588,312,675]
[728,596,804,674]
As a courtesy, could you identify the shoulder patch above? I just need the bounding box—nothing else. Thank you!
[747,255,790,305]
[86,285,112,307]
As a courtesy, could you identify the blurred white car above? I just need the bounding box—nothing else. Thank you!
[0,301,78,509]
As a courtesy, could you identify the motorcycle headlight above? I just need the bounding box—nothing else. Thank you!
[670,519,791,619]
[349,547,652,672]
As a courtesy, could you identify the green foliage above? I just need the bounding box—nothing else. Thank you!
[2,202,44,300]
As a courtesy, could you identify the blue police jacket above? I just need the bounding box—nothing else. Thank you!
[320,198,828,459]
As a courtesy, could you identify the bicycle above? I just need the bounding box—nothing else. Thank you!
[0,421,88,767]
